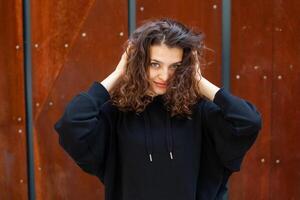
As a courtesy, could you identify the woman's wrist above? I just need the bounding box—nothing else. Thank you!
[100,70,122,94]
[198,77,220,101]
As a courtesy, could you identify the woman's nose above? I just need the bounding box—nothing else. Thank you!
[159,67,169,81]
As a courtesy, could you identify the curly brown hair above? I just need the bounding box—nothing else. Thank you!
[110,18,207,118]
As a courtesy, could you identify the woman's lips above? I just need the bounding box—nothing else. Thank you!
[154,81,167,88]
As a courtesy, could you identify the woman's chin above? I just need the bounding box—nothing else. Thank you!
[153,88,167,95]
[147,88,166,96]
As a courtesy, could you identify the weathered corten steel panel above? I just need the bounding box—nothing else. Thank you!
[229,0,273,199]
[0,0,28,199]
[136,0,222,86]
[31,0,128,199]
[270,0,300,199]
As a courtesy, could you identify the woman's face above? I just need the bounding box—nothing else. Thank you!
[147,43,183,96]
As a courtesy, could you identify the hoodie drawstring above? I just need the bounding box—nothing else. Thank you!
[144,110,154,162]
[166,111,174,160]
[143,109,174,162]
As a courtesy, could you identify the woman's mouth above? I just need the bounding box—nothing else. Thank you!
[154,81,167,88]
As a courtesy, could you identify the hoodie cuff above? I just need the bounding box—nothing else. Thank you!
[212,87,236,110]
[86,82,111,109]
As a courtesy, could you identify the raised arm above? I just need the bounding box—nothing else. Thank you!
[54,48,129,181]
[200,79,262,172]
[54,82,112,180]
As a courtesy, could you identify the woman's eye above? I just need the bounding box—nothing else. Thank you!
[171,64,180,69]
[150,63,159,68]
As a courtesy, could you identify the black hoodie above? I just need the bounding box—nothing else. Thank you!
[54,81,262,200]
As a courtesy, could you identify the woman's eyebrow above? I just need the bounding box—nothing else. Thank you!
[151,59,182,64]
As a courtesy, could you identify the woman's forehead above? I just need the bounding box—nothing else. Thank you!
[149,44,183,64]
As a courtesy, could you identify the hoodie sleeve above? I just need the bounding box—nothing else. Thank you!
[202,87,262,172]
[54,82,112,179]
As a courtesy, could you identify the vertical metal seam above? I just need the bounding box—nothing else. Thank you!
[222,0,231,200]
[128,0,136,35]
[22,0,36,199]
[222,0,231,92]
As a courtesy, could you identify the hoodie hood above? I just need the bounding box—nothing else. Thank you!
[142,95,174,162]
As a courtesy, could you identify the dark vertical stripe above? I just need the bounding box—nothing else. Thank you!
[222,0,231,199]
[22,0,36,199]
[222,0,231,91]
[128,0,136,35]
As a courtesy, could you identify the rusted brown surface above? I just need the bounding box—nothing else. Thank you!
[229,0,273,199]
[136,0,222,86]
[230,0,300,199]
[31,0,128,199]
[270,0,300,199]
[0,0,28,199]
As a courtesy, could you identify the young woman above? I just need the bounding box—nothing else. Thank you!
[54,18,262,200]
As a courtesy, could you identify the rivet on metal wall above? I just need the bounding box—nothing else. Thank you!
[16,45,20,50]
[81,32,87,37]
[254,65,259,70]
[275,159,280,164]
[277,75,282,80]
[236,75,240,79]
[289,64,293,70]
[263,75,267,80]
[242,26,247,30]
[140,6,144,11]
[213,4,217,9]
[119,32,124,37]
[18,129,22,133]
[38,167,42,171]
[49,101,54,106]
[64,44,69,48]
[260,158,265,163]
[34,44,39,48]
[36,102,40,107]
[275,27,282,32]
[17,117,22,122]
[20,179,24,183]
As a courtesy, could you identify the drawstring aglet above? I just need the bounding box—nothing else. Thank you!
[169,151,173,160]
[149,154,153,162]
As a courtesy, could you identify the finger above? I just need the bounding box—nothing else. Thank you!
[125,43,132,56]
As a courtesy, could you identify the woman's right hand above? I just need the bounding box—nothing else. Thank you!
[101,44,132,93]
[114,45,131,76]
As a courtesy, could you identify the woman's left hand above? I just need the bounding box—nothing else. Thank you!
[193,50,220,101]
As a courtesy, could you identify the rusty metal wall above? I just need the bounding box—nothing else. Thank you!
[30,0,128,199]
[229,0,273,199]
[270,0,300,199]
[0,0,28,199]
[230,0,300,199]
